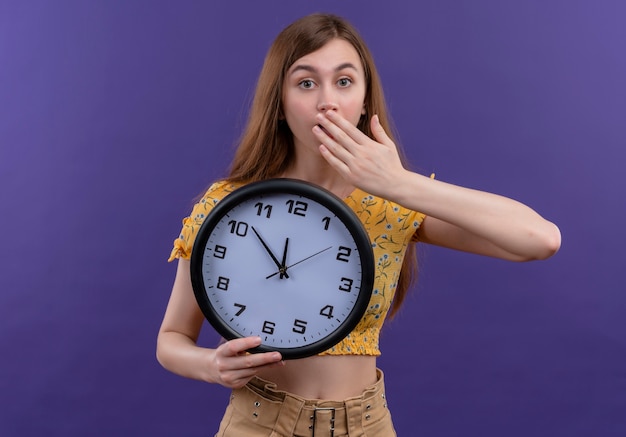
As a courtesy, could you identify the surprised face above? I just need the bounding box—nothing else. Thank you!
[282,38,367,157]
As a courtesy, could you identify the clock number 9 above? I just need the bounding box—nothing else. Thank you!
[213,245,227,259]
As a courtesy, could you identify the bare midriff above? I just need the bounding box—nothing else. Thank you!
[257,354,378,400]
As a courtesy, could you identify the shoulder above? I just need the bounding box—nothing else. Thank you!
[190,180,244,223]
[168,180,244,261]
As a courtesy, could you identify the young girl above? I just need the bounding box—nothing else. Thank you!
[157,13,561,436]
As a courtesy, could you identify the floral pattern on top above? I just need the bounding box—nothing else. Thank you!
[169,182,426,356]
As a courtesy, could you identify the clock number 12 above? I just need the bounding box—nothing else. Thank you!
[286,199,308,217]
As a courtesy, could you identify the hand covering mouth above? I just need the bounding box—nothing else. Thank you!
[317,124,334,140]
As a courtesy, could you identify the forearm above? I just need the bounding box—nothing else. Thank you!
[156,331,216,383]
[392,170,561,260]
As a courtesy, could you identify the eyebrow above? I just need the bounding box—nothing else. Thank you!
[289,62,359,76]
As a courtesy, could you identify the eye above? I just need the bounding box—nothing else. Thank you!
[337,77,352,87]
[299,79,315,89]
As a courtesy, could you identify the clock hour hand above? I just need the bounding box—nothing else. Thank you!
[251,226,289,279]
[266,246,332,279]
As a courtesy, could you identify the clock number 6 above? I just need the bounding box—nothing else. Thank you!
[262,320,275,335]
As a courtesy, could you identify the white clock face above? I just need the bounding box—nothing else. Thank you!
[191,180,373,359]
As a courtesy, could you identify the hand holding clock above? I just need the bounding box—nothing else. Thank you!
[208,336,284,389]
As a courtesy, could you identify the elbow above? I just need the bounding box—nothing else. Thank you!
[155,331,169,370]
[539,221,562,260]
[156,336,164,368]
[526,221,562,261]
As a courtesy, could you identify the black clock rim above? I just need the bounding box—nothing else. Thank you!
[190,178,374,360]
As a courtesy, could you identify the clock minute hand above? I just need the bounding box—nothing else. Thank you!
[266,246,333,279]
[279,237,289,279]
[251,226,289,279]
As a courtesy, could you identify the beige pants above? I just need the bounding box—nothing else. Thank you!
[215,369,397,437]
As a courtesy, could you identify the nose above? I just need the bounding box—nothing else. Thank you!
[317,88,339,113]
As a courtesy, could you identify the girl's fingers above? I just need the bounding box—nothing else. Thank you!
[319,143,351,175]
[370,114,394,148]
[213,338,284,388]
[316,111,368,146]
[219,337,283,368]
[220,336,262,356]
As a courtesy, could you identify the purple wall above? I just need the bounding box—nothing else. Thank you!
[1,1,624,436]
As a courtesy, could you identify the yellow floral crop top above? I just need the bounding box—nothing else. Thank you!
[169,181,426,356]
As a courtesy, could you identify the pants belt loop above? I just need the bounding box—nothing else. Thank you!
[344,398,364,437]
[273,394,305,437]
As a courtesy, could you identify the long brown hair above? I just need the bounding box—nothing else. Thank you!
[227,13,416,317]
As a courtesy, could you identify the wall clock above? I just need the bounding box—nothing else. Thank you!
[190,178,374,359]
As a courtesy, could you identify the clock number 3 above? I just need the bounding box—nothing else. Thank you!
[339,277,353,292]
